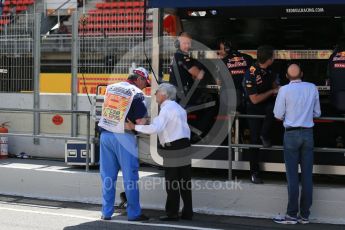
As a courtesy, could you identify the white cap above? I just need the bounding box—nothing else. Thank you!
[133,67,150,86]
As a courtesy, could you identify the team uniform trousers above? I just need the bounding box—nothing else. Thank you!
[100,131,141,220]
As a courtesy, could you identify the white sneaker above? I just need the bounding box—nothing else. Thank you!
[273,214,297,224]
[297,215,309,224]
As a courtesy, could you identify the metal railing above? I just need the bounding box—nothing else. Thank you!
[0,9,158,92]
[0,8,174,93]
[0,108,92,172]
[41,34,72,51]
[224,114,345,180]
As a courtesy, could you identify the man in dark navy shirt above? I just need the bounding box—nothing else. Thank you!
[98,67,149,221]
[169,32,207,141]
[99,91,147,134]
[328,37,345,147]
[218,39,253,112]
[244,45,279,184]
[99,68,148,133]
[126,87,147,125]
[169,32,205,102]
[328,37,345,112]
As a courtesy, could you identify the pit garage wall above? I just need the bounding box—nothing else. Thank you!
[0,93,154,163]
[0,93,94,158]
[0,69,155,160]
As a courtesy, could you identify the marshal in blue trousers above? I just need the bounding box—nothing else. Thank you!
[100,131,142,220]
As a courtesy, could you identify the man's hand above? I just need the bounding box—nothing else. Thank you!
[196,69,205,80]
[273,86,280,95]
[125,119,135,130]
[216,78,221,86]
[135,118,147,125]
[189,67,205,80]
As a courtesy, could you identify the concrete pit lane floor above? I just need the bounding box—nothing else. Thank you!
[0,195,344,230]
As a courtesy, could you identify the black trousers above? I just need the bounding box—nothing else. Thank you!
[165,165,193,217]
[246,101,275,173]
[159,138,193,218]
[330,106,345,144]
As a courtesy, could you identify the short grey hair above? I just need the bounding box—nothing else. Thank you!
[157,83,177,100]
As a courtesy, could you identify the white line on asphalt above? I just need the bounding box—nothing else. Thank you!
[0,206,222,230]
[0,201,60,209]
[0,206,97,221]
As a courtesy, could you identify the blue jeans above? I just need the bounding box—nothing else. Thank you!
[283,129,314,218]
[100,131,141,220]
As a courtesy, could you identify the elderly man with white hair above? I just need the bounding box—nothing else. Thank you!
[126,83,193,221]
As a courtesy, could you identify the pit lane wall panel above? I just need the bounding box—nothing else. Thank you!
[0,93,153,162]
[0,73,156,159]
[0,93,95,158]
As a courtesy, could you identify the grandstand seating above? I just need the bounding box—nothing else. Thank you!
[79,0,151,35]
[0,0,150,35]
[95,1,144,9]
[1,0,34,14]
[0,0,34,28]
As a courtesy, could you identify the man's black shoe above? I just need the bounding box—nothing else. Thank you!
[101,215,111,221]
[260,136,272,148]
[251,173,264,184]
[159,215,179,221]
[118,192,127,209]
[336,136,344,148]
[129,214,149,221]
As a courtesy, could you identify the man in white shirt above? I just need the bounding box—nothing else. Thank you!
[126,83,193,221]
[273,64,321,225]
